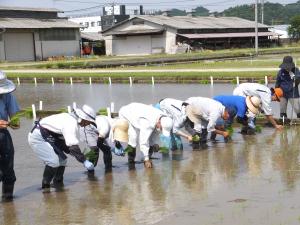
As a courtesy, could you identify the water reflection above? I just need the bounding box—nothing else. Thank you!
[3,84,300,224]
[273,128,300,190]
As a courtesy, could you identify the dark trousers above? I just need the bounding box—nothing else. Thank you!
[0,129,16,185]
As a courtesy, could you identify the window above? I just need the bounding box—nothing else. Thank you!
[97,21,101,26]
[40,29,76,41]
[91,22,95,27]
[85,22,89,28]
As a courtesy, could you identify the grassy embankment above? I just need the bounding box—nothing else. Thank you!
[2,46,300,83]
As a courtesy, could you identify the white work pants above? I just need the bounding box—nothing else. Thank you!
[28,129,67,168]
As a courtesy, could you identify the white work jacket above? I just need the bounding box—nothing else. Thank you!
[159,98,187,133]
[40,113,79,146]
[119,103,164,159]
[233,83,272,115]
[185,97,225,132]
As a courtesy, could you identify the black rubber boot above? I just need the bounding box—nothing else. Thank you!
[241,126,256,135]
[2,183,14,202]
[127,146,136,170]
[52,166,65,189]
[103,150,112,173]
[42,165,57,193]
[200,129,208,149]
[210,132,217,142]
[149,147,154,159]
[149,145,160,159]
[98,139,113,173]
[280,113,288,118]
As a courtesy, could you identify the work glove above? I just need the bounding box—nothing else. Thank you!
[289,71,295,80]
[111,146,125,156]
[83,160,94,171]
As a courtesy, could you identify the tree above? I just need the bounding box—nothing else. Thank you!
[288,15,300,40]
[193,6,209,16]
[169,8,187,16]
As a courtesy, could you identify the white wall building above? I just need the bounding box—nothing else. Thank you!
[0,6,81,61]
[69,16,102,33]
[270,25,289,39]
[102,15,275,56]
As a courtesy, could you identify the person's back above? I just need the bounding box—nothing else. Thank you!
[234,83,270,98]
[185,97,224,121]
[159,98,187,129]
[119,103,162,129]
[213,95,246,118]
[40,113,79,146]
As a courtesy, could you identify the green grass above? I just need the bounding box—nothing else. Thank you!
[5,71,275,79]
[98,108,108,116]
[1,45,300,70]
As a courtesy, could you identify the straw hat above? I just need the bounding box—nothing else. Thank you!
[160,116,173,137]
[185,104,202,124]
[74,104,96,123]
[113,119,129,142]
[0,71,16,94]
[246,96,262,115]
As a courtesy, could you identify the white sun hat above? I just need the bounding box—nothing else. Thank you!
[113,119,129,142]
[160,116,173,137]
[74,104,96,123]
[0,71,16,94]
[246,96,262,115]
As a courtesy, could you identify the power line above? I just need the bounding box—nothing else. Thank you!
[63,5,103,12]
[54,0,100,3]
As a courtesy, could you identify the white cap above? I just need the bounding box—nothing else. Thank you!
[160,116,173,137]
[74,104,96,123]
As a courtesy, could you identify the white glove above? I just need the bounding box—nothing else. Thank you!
[289,72,295,80]
[83,160,94,171]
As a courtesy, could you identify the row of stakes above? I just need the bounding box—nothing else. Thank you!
[31,101,115,121]
[17,76,269,86]
[30,75,270,120]
[18,77,155,86]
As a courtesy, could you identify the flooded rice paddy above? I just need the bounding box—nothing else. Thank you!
[1,84,300,225]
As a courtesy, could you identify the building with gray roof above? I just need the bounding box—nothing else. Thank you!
[102,15,279,56]
[0,6,81,61]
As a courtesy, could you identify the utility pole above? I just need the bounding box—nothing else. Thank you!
[255,0,258,55]
[261,0,264,24]
[112,2,115,26]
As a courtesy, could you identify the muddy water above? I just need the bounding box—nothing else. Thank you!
[1,84,300,225]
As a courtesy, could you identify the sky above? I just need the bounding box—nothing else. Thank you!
[0,0,298,15]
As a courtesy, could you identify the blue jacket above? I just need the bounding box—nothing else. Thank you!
[275,67,300,98]
[213,95,247,118]
[0,93,20,121]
